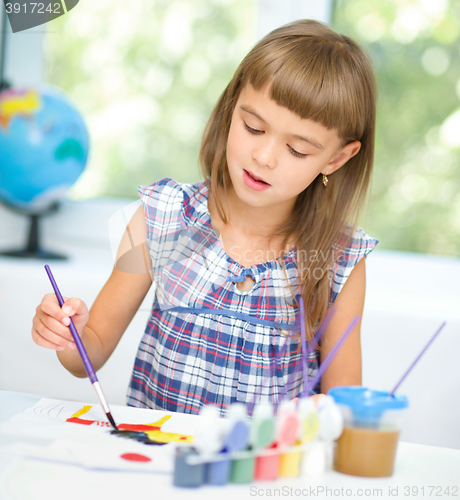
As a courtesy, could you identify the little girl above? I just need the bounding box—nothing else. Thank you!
[32,20,378,414]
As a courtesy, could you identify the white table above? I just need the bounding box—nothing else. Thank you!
[1,390,459,500]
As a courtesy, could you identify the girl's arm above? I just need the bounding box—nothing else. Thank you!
[319,257,366,394]
[32,206,152,377]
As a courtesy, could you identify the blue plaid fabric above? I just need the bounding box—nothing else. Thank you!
[127,178,378,415]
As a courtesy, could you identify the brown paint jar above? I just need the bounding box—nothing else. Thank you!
[328,386,408,478]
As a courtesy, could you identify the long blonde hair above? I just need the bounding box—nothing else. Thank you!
[199,20,377,340]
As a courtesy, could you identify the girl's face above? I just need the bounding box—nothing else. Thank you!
[226,84,360,217]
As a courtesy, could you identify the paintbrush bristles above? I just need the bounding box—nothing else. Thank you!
[107,411,118,430]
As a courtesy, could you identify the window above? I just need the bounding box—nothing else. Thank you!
[45,0,257,198]
[333,0,460,255]
[43,0,459,255]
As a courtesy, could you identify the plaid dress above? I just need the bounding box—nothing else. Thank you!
[127,178,378,414]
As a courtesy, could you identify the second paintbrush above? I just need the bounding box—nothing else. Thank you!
[44,265,118,430]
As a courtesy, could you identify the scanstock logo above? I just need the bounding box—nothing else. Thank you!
[3,0,79,33]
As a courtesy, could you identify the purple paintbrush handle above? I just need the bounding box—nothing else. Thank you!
[388,321,446,397]
[44,265,98,384]
[302,314,360,397]
[67,318,98,384]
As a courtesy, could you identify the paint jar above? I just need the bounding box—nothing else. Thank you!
[173,447,205,487]
[254,443,279,481]
[328,386,408,477]
[279,445,301,478]
[206,448,231,485]
[230,449,255,483]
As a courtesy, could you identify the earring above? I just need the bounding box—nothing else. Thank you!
[322,174,328,186]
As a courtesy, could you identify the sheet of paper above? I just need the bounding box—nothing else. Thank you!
[0,397,200,473]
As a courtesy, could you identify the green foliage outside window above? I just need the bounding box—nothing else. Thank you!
[333,0,460,256]
[45,0,256,197]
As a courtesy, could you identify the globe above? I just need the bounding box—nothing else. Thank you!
[0,85,90,259]
[0,85,89,211]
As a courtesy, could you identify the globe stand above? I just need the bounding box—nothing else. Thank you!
[0,202,67,260]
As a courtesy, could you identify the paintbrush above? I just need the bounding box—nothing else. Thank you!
[301,314,360,397]
[388,322,446,397]
[279,296,334,402]
[250,295,336,410]
[44,265,118,430]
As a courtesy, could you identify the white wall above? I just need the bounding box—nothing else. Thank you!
[363,251,460,449]
[0,6,44,87]
[0,200,459,449]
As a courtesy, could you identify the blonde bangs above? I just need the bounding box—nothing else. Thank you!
[243,35,372,144]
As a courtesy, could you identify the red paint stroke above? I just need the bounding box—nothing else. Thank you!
[66,417,110,426]
[65,417,163,432]
[66,417,99,426]
[120,453,152,463]
[117,423,162,432]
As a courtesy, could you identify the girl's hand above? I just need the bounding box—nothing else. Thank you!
[32,294,89,351]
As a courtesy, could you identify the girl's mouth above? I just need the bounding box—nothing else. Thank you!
[243,170,271,191]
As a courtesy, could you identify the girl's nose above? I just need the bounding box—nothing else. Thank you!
[252,140,277,169]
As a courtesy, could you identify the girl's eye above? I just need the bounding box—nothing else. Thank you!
[243,121,307,158]
[243,122,263,135]
[288,145,307,159]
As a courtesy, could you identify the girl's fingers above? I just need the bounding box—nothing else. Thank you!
[39,295,69,324]
[38,296,83,331]
[62,297,87,315]
[33,293,86,351]
[36,312,75,342]
[33,330,65,351]
[32,317,76,350]
[40,295,88,330]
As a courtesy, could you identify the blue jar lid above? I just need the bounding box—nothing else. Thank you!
[328,386,408,410]
[328,386,408,426]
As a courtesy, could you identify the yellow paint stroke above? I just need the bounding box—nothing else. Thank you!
[143,428,194,444]
[68,406,194,444]
[145,415,171,427]
[72,405,92,418]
